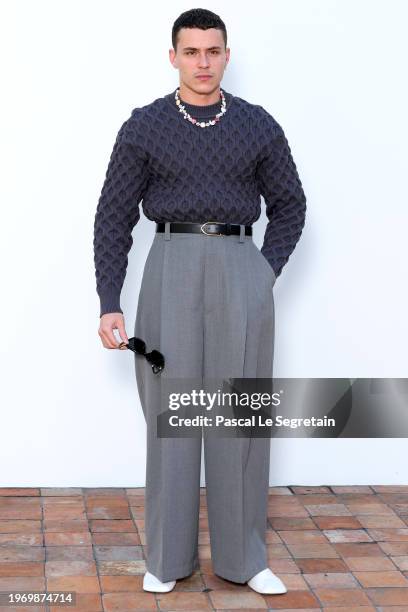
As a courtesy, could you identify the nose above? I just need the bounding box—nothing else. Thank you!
[197,53,210,68]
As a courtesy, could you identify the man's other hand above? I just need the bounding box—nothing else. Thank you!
[98,313,129,349]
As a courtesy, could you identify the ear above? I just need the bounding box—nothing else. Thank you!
[169,48,177,68]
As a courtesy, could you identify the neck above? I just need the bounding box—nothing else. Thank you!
[178,84,221,106]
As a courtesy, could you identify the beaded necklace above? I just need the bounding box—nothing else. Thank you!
[174,87,227,128]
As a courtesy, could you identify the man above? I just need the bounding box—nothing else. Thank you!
[93,8,306,595]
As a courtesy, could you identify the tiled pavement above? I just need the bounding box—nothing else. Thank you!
[1,486,408,610]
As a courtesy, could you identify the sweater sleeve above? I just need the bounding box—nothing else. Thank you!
[93,110,150,317]
[255,112,307,279]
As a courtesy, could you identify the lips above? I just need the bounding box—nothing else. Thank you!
[196,75,212,79]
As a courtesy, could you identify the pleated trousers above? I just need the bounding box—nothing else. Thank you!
[133,222,276,583]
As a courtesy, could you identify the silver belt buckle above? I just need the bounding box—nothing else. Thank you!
[200,220,223,236]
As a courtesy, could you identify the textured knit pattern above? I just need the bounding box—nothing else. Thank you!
[93,88,307,317]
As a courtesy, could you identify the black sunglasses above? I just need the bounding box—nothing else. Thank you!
[119,337,165,374]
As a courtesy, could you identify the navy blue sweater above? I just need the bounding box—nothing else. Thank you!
[93,88,307,317]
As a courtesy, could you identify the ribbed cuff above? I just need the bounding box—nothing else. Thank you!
[98,285,123,318]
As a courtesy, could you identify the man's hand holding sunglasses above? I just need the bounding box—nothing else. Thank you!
[98,313,165,374]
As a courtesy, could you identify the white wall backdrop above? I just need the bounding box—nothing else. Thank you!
[1,0,407,486]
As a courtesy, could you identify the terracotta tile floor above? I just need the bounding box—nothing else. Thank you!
[1,486,408,610]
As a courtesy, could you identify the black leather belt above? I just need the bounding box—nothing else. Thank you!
[156,221,252,236]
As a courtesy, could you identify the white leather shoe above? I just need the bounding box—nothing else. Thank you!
[247,568,287,594]
[143,571,176,592]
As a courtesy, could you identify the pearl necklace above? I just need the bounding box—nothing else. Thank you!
[174,88,227,128]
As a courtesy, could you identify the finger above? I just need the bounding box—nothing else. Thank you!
[99,326,118,349]
[116,318,129,346]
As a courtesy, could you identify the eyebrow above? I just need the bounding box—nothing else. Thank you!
[182,46,222,51]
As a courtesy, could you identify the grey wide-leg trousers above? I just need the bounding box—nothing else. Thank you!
[133,222,276,583]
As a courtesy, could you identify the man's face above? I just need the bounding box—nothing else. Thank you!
[169,27,230,94]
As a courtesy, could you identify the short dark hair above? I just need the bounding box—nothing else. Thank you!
[172,8,227,51]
